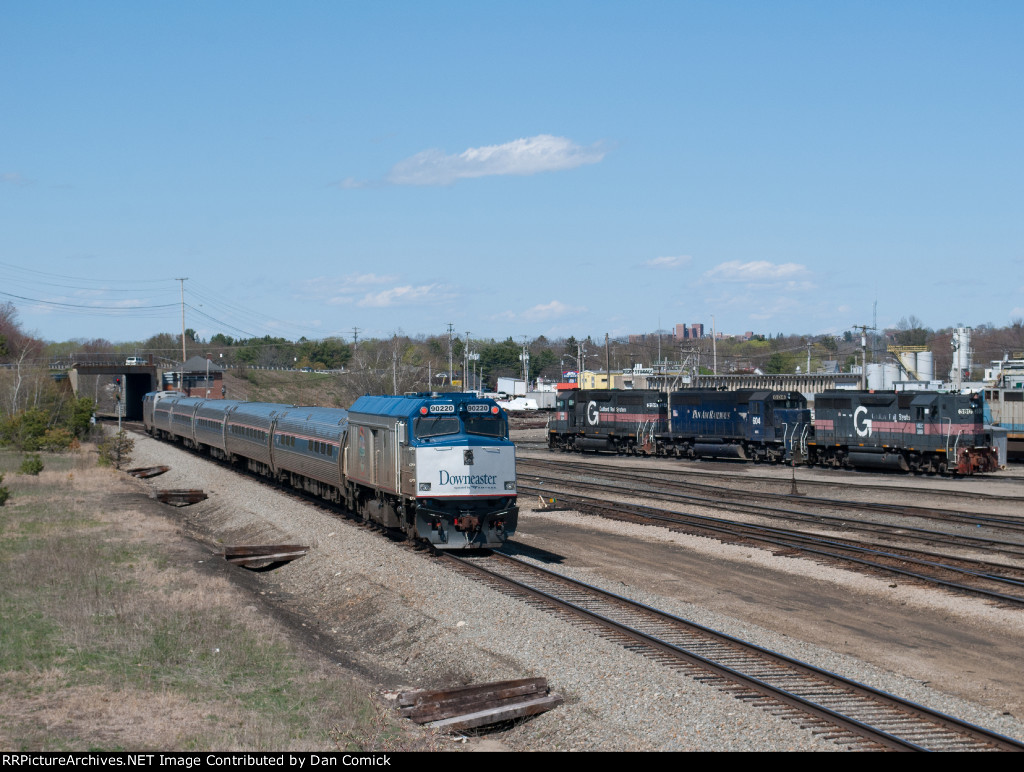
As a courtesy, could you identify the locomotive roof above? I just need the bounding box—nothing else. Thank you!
[349,392,499,418]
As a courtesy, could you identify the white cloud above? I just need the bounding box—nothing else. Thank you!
[702,260,809,284]
[1,172,31,187]
[521,300,584,321]
[298,273,401,305]
[337,177,370,190]
[357,284,452,307]
[492,299,586,322]
[383,135,605,186]
[644,255,691,269]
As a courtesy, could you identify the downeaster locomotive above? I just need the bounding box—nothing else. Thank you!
[143,391,518,548]
[548,387,998,475]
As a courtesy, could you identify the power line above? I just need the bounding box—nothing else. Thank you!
[0,290,179,314]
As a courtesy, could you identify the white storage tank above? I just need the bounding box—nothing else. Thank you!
[917,351,934,381]
[883,362,900,389]
[866,363,884,390]
[899,351,917,378]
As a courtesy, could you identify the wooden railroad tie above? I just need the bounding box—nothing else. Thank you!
[394,677,562,731]
[222,545,309,569]
[153,489,208,506]
[126,465,170,479]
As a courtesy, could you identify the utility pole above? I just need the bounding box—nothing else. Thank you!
[351,327,360,351]
[852,324,876,389]
[711,315,717,375]
[392,334,398,394]
[447,323,454,392]
[605,333,610,389]
[520,337,530,386]
[176,278,188,365]
[464,331,470,392]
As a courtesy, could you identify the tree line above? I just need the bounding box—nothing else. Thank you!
[6,301,1024,400]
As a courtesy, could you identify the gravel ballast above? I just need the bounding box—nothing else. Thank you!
[127,432,1024,751]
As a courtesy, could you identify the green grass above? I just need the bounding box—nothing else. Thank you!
[0,448,436,752]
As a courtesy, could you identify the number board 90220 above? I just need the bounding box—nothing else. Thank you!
[466,404,489,413]
[429,404,455,413]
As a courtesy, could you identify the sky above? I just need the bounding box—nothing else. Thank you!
[2,1,1022,348]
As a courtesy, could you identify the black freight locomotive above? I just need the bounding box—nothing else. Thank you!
[549,388,811,463]
[663,389,811,462]
[809,390,997,474]
[548,386,997,475]
[550,388,666,454]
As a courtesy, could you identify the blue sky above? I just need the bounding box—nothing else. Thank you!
[2,1,1022,346]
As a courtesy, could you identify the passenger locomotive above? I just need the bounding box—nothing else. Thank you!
[143,391,518,549]
[548,387,998,475]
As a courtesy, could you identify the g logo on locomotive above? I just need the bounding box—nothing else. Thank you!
[587,401,599,425]
[854,405,872,437]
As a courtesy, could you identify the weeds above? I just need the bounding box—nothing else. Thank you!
[96,431,134,469]
[19,454,43,475]
[0,448,429,752]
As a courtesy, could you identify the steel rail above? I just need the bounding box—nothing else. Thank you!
[518,484,1024,607]
[444,552,1024,752]
[519,456,1024,530]
[520,462,1024,549]
[520,473,1024,563]
[525,451,1024,504]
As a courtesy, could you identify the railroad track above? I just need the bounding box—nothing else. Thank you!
[519,450,1024,504]
[517,483,1024,607]
[517,457,1024,533]
[443,551,1024,751]
[125,425,1023,748]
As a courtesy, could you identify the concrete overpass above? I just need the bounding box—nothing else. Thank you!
[69,364,159,421]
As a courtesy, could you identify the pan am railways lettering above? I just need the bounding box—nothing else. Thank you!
[689,410,734,421]
[439,471,498,486]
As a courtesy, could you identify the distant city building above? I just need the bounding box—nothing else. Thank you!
[674,323,705,341]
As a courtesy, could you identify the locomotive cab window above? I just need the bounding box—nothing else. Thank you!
[414,416,460,439]
[463,415,507,438]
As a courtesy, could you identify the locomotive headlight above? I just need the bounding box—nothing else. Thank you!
[504,481,516,490]
[419,482,431,491]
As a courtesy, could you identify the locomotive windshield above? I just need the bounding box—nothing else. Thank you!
[413,414,507,439]
[414,416,460,438]
[463,414,507,438]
